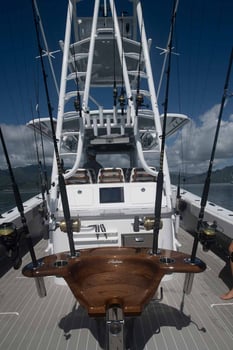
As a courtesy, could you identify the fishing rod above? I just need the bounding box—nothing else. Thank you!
[0,128,37,265]
[118,11,127,115]
[36,104,49,196]
[190,47,233,262]
[32,121,46,216]
[135,13,144,116]
[0,127,46,297]
[174,172,181,234]
[32,110,49,211]
[32,0,76,256]
[33,0,59,96]
[112,4,118,107]
[152,0,178,254]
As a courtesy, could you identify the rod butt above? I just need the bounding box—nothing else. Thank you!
[183,273,194,295]
[34,277,47,298]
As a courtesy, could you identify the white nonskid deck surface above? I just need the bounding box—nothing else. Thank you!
[0,229,232,350]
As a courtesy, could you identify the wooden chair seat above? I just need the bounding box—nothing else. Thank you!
[22,247,206,317]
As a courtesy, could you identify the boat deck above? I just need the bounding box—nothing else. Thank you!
[0,229,232,350]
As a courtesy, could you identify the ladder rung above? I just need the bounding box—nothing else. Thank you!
[128,71,147,79]
[66,72,86,81]
[65,91,84,101]
[68,53,88,63]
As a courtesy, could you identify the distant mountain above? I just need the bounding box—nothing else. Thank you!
[0,164,233,190]
[0,165,52,192]
[171,165,233,185]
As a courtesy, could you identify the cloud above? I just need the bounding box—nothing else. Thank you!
[0,124,53,169]
[167,104,233,173]
[1,102,233,175]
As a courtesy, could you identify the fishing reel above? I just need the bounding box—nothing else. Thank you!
[198,221,217,252]
[74,97,81,112]
[136,92,144,108]
[0,222,22,269]
[59,219,81,233]
[133,216,163,232]
[118,92,126,109]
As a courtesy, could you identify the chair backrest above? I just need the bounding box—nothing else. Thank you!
[130,167,157,182]
[98,168,125,183]
[65,169,93,184]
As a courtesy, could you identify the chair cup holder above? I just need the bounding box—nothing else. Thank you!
[159,257,175,264]
[54,260,68,268]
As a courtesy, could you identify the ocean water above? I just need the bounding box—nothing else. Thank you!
[1,183,233,214]
[0,189,39,214]
[183,183,233,211]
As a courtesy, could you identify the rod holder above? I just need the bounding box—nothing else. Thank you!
[106,305,124,350]
[34,277,47,298]
[183,272,194,295]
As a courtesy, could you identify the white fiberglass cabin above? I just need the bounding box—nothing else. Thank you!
[30,0,189,261]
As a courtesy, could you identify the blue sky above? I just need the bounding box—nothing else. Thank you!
[0,0,233,174]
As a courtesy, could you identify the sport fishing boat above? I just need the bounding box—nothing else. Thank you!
[0,1,232,349]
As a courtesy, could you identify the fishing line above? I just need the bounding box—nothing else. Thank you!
[173,26,181,113]
[0,127,37,266]
[179,128,187,182]
[191,47,233,262]
[32,0,76,256]
[0,126,47,297]
[32,95,49,197]
[68,4,82,116]
[112,4,118,106]
[33,0,60,96]
[157,0,179,101]
[135,9,144,116]
[118,11,127,115]
[38,115,49,195]
[31,111,41,174]
[8,7,36,165]
[152,0,178,254]
[71,45,82,117]
[31,51,50,195]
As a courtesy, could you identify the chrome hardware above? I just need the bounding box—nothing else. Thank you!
[133,216,163,232]
[34,277,47,298]
[0,222,22,269]
[152,287,163,302]
[135,237,144,242]
[183,273,194,295]
[59,219,81,233]
[144,217,163,230]
[199,221,217,251]
[106,305,124,350]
